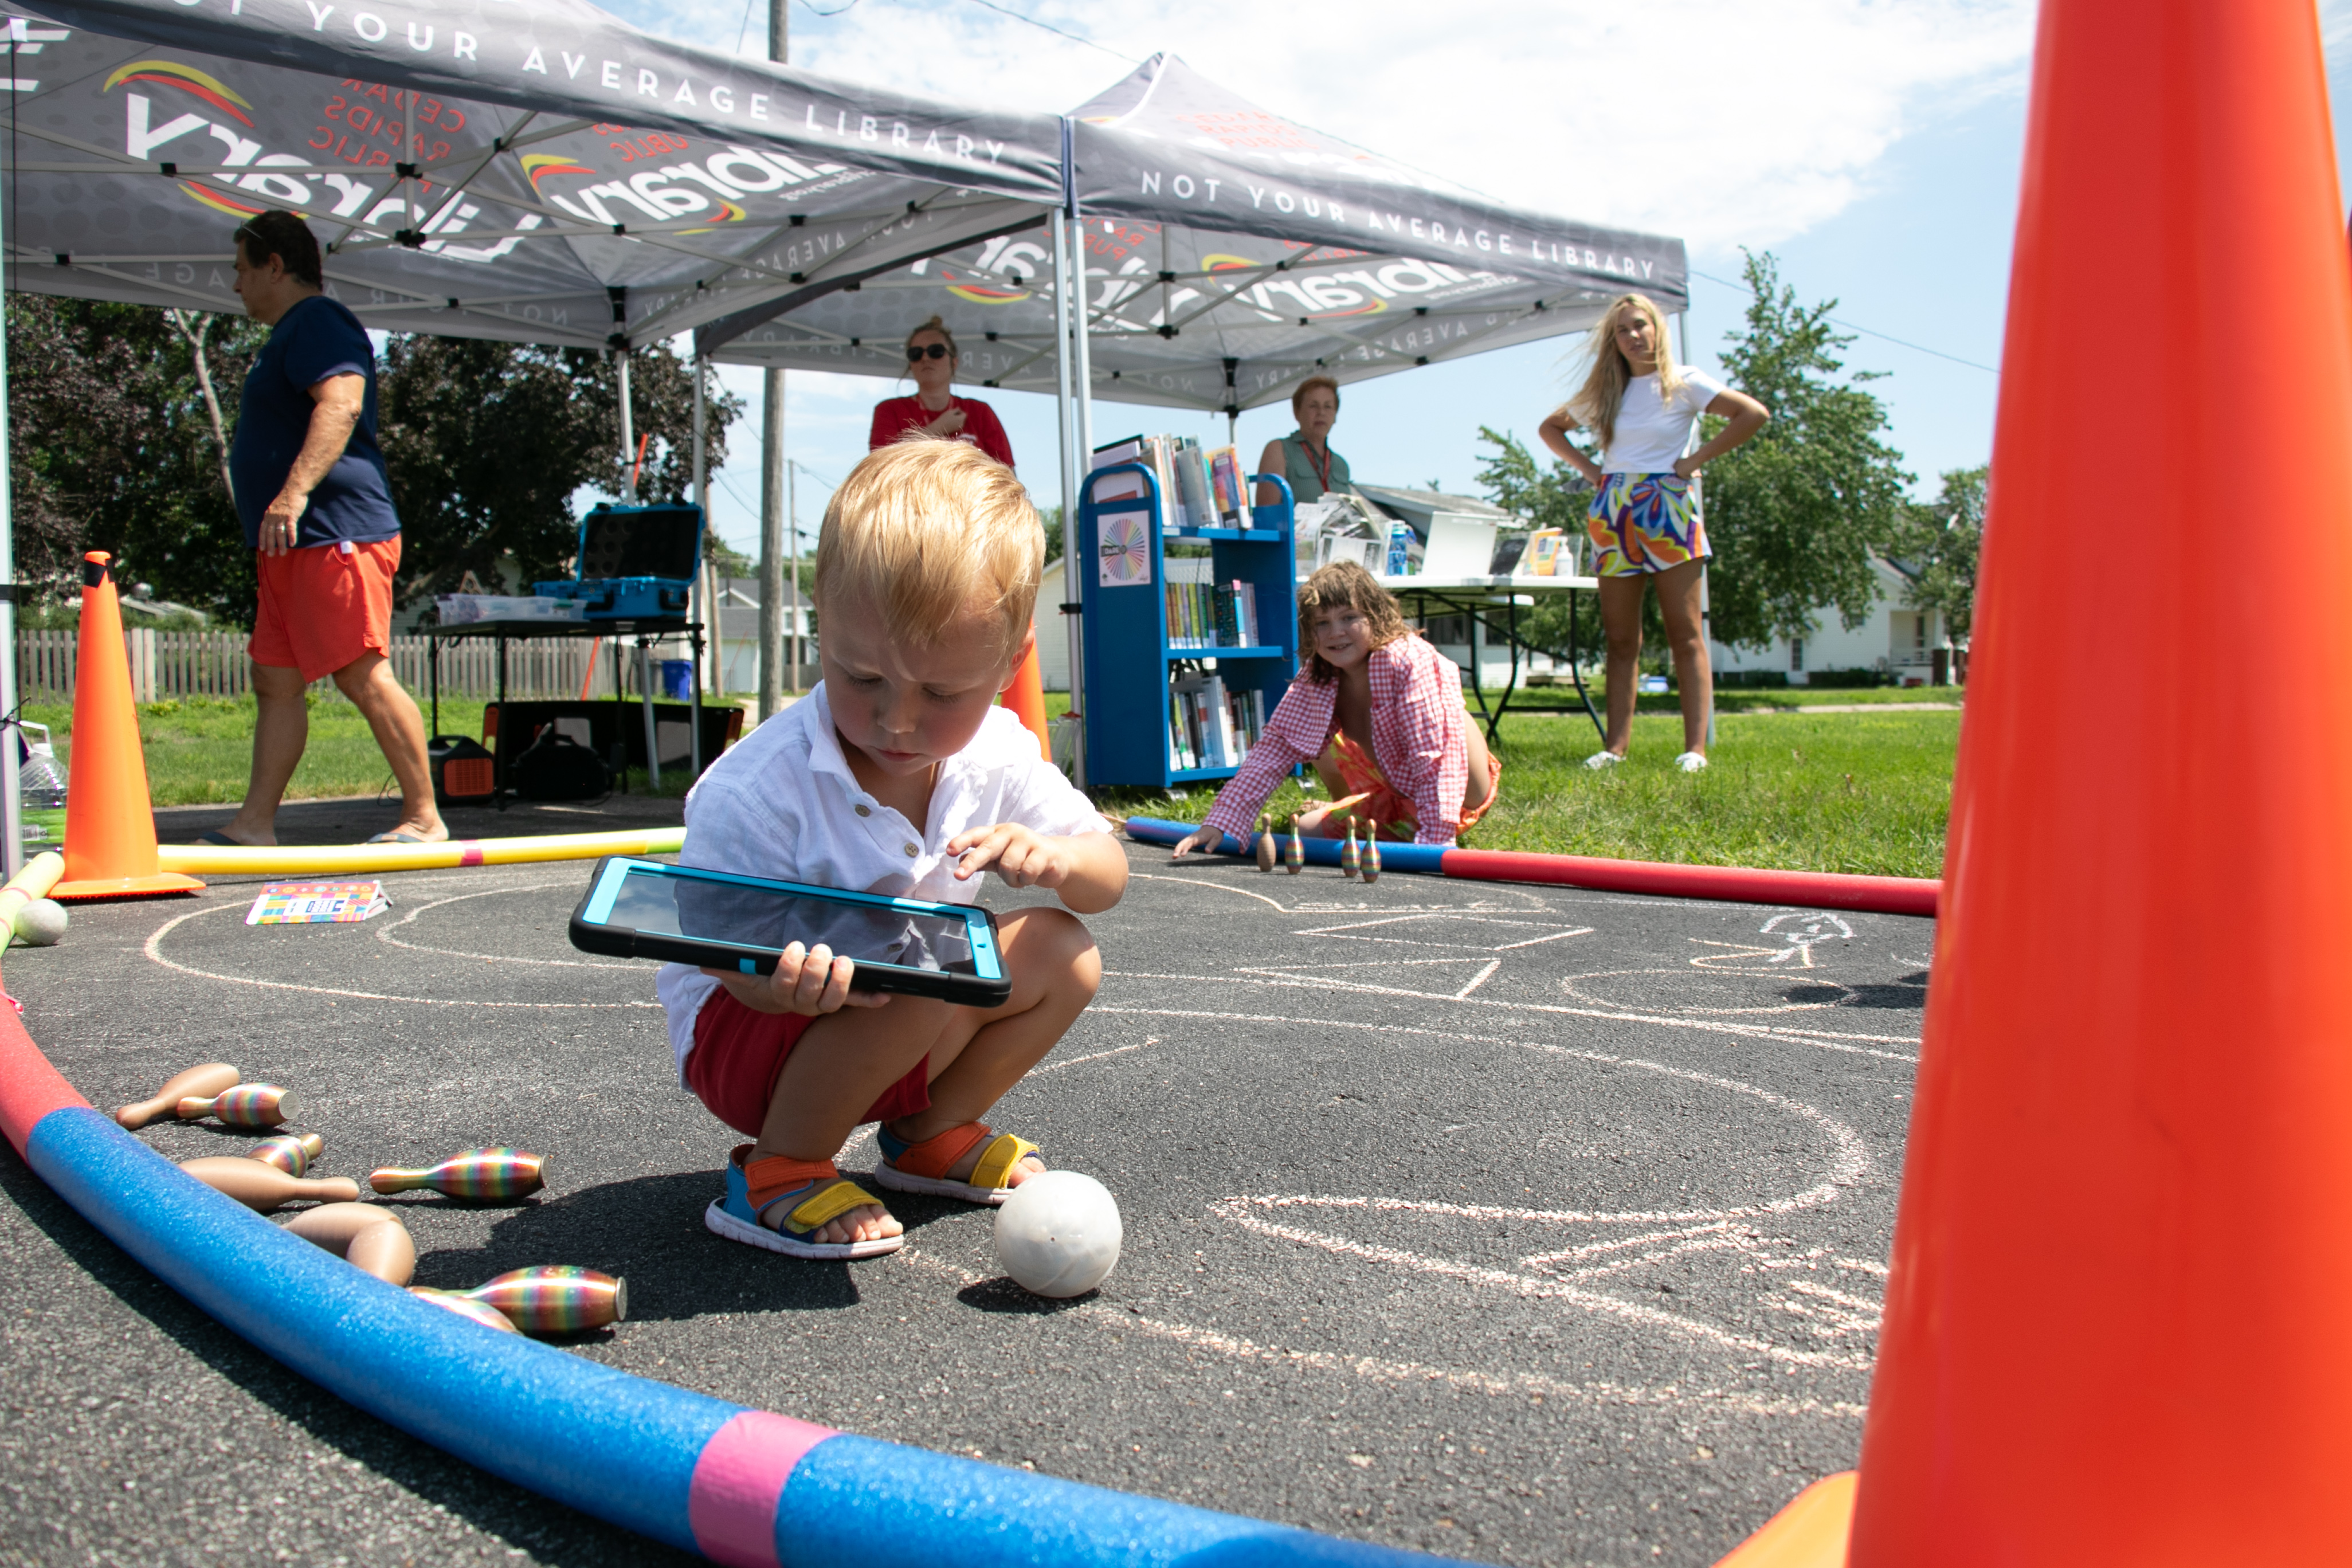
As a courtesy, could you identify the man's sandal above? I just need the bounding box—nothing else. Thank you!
[704,1146,902,1260]
[873,1122,1040,1206]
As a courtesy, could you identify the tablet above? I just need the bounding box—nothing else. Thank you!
[568,857,1011,1008]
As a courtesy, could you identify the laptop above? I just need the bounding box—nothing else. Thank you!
[1418,515,1500,578]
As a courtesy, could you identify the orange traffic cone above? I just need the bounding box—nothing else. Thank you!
[1001,638,1050,762]
[1718,3,2352,1563]
[49,553,203,900]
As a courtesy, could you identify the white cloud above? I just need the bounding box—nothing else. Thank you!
[617,0,2035,254]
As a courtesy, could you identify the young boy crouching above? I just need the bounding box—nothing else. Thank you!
[656,441,1127,1260]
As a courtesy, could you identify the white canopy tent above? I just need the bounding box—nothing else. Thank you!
[696,56,1689,783]
[0,0,1076,867]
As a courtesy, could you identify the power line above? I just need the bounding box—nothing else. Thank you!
[1689,267,2000,375]
[949,0,1136,61]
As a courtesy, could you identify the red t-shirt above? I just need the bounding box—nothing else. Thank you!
[869,395,1014,470]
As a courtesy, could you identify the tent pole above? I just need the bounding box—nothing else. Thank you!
[1676,309,1715,750]
[756,0,790,718]
[1067,206,1095,788]
[0,173,19,878]
[616,351,636,504]
[1050,201,1079,783]
[692,356,714,700]
[788,460,802,683]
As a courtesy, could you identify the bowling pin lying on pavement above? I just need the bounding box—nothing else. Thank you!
[245,1132,325,1177]
[179,1157,360,1212]
[407,1289,519,1334]
[116,1064,238,1130]
[280,1202,414,1286]
[369,1148,544,1202]
[443,1267,626,1335]
[175,1084,297,1129]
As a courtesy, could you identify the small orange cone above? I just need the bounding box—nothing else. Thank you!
[50,552,203,900]
[1001,639,1050,761]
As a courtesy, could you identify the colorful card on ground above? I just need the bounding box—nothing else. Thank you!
[246,883,391,924]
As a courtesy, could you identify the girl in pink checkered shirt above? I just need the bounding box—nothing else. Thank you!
[1172,562,1500,852]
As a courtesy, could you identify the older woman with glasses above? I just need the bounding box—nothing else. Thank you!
[868,315,1015,469]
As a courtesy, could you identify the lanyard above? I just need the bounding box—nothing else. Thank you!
[1299,437,1333,493]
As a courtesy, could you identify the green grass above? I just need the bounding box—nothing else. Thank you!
[29,695,499,807]
[42,687,1958,876]
[1502,682,1962,715]
[1107,707,1957,879]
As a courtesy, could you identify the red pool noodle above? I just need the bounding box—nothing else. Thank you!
[1439,848,1939,918]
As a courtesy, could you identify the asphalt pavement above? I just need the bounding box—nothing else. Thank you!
[0,812,1929,1567]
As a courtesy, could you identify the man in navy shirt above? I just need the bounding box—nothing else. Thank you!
[208,212,444,846]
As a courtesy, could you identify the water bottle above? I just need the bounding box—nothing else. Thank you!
[1385,521,1413,577]
[18,722,66,856]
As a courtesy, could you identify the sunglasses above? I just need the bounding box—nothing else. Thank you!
[906,342,951,362]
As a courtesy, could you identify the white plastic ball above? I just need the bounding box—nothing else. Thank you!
[993,1170,1123,1298]
[14,898,68,947]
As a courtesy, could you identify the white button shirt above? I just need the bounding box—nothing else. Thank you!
[656,683,1109,1072]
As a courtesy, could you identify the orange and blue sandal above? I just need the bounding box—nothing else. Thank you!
[873,1122,1041,1206]
[704,1146,903,1260]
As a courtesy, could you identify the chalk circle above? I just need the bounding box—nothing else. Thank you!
[1561,967,1864,1015]
[374,881,637,970]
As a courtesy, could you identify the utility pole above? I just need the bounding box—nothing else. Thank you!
[755,0,789,718]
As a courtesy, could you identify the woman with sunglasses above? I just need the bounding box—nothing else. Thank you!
[868,316,1014,469]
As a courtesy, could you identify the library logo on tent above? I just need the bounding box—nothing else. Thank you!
[104,60,254,126]
[522,153,597,192]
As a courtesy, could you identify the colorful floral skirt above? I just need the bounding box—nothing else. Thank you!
[1586,471,1707,577]
[1323,729,1501,842]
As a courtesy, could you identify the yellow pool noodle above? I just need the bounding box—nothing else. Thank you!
[0,850,66,927]
[156,827,685,877]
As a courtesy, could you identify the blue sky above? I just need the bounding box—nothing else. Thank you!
[586,0,2352,564]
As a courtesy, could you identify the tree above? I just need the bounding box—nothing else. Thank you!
[1885,465,1985,645]
[1473,426,1632,659]
[5,295,262,616]
[377,339,744,607]
[1699,251,1914,649]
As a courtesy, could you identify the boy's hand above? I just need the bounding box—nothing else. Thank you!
[947,822,1072,890]
[703,942,889,1017]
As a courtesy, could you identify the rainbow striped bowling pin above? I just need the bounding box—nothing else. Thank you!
[1363,834,1382,884]
[246,1132,325,1176]
[454,1266,628,1335]
[1341,825,1361,880]
[1286,814,1304,874]
[175,1084,297,1128]
[369,1148,545,1202]
[408,1288,520,1334]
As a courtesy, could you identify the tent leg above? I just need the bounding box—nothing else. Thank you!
[0,177,21,877]
[1064,205,1096,789]
[617,351,636,505]
[1051,206,1081,785]
[759,371,786,717]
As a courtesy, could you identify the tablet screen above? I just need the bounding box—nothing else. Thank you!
[606,864,977,973]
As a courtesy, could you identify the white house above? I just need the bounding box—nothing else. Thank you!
[1708,557,1958,687]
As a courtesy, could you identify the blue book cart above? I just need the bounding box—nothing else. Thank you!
[1078,466,1298,789]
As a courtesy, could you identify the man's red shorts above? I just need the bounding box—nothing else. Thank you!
[683,989,932,1138]
[249,536,400,682]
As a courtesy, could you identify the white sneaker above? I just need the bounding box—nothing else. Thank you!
[1585,751,1625,770]
[1675,751,1709,773]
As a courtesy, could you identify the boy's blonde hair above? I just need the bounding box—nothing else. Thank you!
[815,438,1042,668]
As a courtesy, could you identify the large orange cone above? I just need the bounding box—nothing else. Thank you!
[50,553,203,900]
[1751,2,2352,1563]
[1002,639,1050,761]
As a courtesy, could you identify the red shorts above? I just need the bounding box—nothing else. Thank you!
[250,536,400,681]
[683,988,932,1138]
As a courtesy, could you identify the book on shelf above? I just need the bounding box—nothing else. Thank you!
[1166,673,1272,773]
[1090,433,1269,533]
[1206,446,1249,523]
[1165,579,1267,650]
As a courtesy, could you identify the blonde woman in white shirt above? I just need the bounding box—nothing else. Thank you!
[1539,292,1769,771]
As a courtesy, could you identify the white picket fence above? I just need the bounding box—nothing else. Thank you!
[16,629,611,703]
